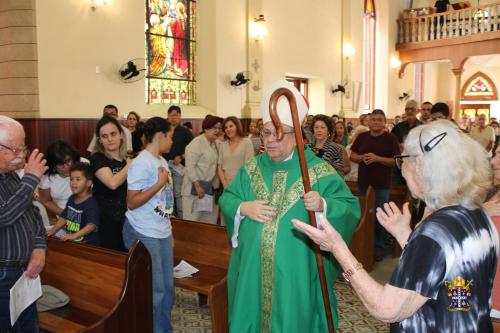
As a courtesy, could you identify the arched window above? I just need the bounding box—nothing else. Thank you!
[461,71,498,101]
[146,0,197,105]
[363,0,376,110]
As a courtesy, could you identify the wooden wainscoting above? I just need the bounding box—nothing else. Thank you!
[17,119,98,159]
[15,118,258,158]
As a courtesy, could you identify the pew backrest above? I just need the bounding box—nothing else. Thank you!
[39,238,152,333]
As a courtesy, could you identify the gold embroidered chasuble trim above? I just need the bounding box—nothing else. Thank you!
[243,158,335,332]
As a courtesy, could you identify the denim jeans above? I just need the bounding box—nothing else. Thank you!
[358,186,390,252]
[0,267,39,333]
[123,220,174,333]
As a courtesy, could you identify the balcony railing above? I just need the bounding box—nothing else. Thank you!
[397,2,500,44]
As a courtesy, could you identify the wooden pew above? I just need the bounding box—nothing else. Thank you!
[38,238,152,333]
[349,186,375,272]
[345,180,409,258]
[171,218,231,333]
[493,317,500,333]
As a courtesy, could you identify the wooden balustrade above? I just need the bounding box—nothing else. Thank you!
[398,3,500,44]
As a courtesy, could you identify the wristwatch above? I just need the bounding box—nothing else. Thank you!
[342,261,363,283]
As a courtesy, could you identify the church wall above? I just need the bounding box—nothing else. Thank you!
[393,63,416,117]
[423,62,441,104]
[214,0,246,118]
[36,0,220,119]
[375,0,409,117]
[35,0,348,120]
[259,0,342,117]
[37,0,144,118]
[0,0,39,118]
[434,61,455,108]
[341,0,365,117]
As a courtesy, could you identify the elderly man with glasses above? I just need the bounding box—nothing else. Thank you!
[470,114,495,154]
[0,116,48,332]
[219,80,360,332]
[392,100,422,148]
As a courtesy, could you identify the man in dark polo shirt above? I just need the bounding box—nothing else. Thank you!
[392,99,422,146]
[391,100,422,185]
[164,105,193,218]
[351,109,400,261]
[0,116,48,332]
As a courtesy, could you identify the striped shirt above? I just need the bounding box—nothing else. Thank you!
[310,140,345,177]
[0,172,46,263]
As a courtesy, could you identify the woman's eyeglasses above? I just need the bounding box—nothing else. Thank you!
[394,131,448,169]
[394,155,411,169]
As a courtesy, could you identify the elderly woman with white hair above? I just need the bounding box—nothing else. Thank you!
[294,119,498,332]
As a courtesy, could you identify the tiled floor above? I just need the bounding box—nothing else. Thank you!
[173,256,399,333]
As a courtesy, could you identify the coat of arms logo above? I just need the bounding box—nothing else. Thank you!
[444,276,473,312]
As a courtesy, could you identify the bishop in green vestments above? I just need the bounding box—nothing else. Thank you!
[219,80,360,332]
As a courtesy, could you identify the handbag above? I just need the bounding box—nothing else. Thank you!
[191,180,214,196]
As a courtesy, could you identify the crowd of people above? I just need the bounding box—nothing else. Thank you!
[1,81,499,332]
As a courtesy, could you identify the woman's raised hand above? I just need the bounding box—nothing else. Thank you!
[292,214,346,253]
[376,201,412,244]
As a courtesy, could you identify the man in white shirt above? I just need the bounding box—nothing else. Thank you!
[469,114,494,153]
[87,105,132,153]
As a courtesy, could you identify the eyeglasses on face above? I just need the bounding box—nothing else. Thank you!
[260,129,295,139]
[0,143,27,155]
[393,155,412,169]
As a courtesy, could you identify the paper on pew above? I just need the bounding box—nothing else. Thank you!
[174,260,199,279]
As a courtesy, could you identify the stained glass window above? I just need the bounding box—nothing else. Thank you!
[146,0,196,105]
[363,0,376,110]
[461,71,498,101]
[365,0,375,17]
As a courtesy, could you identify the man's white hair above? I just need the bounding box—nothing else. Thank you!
[404,119,491,210]
[0,116,23,142]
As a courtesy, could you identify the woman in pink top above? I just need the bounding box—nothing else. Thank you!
[487,145,500,320]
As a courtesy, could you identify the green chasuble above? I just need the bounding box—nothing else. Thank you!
[219,146,360,333]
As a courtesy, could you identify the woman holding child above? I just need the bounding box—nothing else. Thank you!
[122,117,174,333]
[39,140,86,217]
[90,116,130,251]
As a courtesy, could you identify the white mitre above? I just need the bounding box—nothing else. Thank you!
[261,79,309,128]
